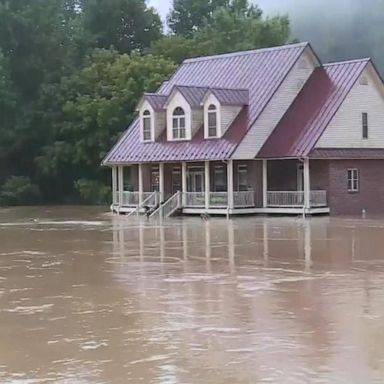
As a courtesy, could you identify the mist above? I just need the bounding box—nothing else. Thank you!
[262,0,384,72]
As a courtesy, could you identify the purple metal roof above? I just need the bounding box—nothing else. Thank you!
[310,148,384,159]
[258,59,370,158]
[143,93,167,111]
[170,85,208,108]
[209,88,249,106]
[103,42,308,164]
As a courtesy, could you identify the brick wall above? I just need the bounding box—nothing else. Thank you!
[328,160,384,215]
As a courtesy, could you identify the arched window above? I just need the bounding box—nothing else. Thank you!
[207,104,218,137]
[172,107,186,139]
[142,110,151,141]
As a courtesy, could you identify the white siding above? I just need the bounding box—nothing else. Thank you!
[221,106,241,135]
[233,47,319,159]
[139,100,155,142]
[154,111,166,139]
[166,91,192,141]
[203,93,221,138]
[192,109,203,136]
[316,64,384,148]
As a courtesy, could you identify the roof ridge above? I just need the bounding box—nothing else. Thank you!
[183,42,309,64]
[323,58,371,67]
[209,86,249,92]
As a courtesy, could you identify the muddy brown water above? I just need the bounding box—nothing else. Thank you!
[1,207,384,383]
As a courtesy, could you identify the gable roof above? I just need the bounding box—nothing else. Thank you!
[138,93,167,111]
[257,59,370,159]
[103,42,309,164]
[205,88,249,106]
[167,85,208,108]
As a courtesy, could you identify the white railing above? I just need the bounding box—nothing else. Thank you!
[127,191,158,217]
[120,191,157,207]
[310,190,327,207]
[267,190,327,207]
[150,192,181,219]
[210,192,228,208]
[182,191,255,209]
[183,192,205,208]
[234,191,255,208]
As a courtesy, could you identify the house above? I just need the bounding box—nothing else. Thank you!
[103,42,384,217]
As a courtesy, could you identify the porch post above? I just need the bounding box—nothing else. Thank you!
[182,162,187,206]
[205,161,210,210]
[159,162,165,202]
[227,160,234,210]
[138,164,143,206]
[118,165,124,207]
[112,166,117,206]
[262,160,268,208]
[303,158,311,210]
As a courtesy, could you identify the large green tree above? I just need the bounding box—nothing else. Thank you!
[35,49,175,202]
[195,0,290,55]
[82,0,163,53]
[167,0,229,37]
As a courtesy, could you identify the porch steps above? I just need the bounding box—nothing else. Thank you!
[150,192,182,219]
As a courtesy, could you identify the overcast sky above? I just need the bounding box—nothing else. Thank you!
[148,0,284,21]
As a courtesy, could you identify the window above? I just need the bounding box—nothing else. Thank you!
[347,169,359,192]
[172,107,186,140]
[207,104,218,138]
[151,166,159,192]
[237,165,248,191]
[214,165,226,192]
[362,112,368,139]
[172,167,182,193]
[142,110,152,141]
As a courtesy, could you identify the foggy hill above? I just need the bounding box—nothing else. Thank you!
[261,0,384,73]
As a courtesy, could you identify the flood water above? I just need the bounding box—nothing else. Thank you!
[1,207,384,383]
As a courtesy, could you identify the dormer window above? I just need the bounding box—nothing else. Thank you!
[142,110,152,141]
[172,107,186,140]
[208,104,218,137]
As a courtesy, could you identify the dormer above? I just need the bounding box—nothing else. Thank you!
[202,88,249,139]
[164,85,207,141]
[136,93,167,143]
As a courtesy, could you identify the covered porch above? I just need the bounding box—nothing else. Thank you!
[111,158,329,216]
[111,160,259,216]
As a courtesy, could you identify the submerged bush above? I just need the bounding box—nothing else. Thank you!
[75,179,111,205]
[0,176,41,206]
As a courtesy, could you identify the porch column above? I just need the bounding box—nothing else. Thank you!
[112,166,118,206]
[205,161,210,210]
[138,164,144,206]
[227,160,234,210]
[118,166,124,207]
[159,162,165,202]
[182,162,187,206]
[303,158,311,210]
[262,160,268,208]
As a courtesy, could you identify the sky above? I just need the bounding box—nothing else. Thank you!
[148,0,285,22]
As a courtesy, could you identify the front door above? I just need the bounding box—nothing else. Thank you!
[188,171,205,192]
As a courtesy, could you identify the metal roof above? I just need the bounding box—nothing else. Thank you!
[310,148,384,159]
[208,88,249,106]
[142,93,167,111]
[258,59,370,159]
[103,42,308,164]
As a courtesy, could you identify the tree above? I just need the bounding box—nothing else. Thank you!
[82,0,163,53]
[195,0,290,55]
[35,49,176,202]
[167,0,229,37]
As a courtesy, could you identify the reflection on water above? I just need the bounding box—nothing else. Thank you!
[1,207,384,383]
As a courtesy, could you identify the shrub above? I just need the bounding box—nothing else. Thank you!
[0,176,41,206]
[75,179,111,205]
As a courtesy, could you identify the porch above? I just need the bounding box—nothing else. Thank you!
[111,158,329,217]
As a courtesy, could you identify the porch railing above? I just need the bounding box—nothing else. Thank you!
[267,190,327,208]
[150,192,181,219]
[121,191,156,207]
[234,191,255,208]
[183,190,255,208]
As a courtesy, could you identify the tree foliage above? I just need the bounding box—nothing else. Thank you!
[0,0,293,205]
